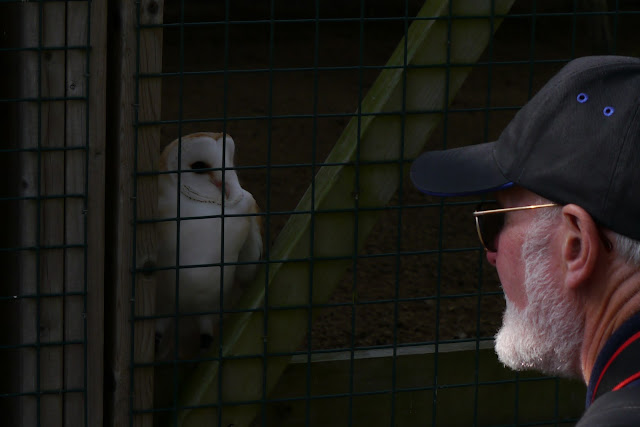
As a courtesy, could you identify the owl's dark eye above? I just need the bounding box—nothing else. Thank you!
[190,161,210,173]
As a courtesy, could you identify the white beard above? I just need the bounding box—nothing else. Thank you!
[494,214,584,378]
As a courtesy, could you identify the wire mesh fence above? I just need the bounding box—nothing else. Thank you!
[1,0,640,426]
[0,0,106,426]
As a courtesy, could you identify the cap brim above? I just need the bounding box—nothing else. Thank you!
[410,141,513,197]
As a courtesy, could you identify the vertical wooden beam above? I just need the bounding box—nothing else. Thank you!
[87,0,108,424]
[104,0,136,422]
[66,3,90,426]
[105,0,164,426]
[66,0,108,425]
[28,3,67,426]
[17,3,40,425]
[134,1,165,426]
[13,1,106,426]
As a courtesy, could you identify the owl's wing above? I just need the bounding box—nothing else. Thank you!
[235,193,263,284]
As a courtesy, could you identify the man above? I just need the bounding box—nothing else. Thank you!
[410,55,640,425]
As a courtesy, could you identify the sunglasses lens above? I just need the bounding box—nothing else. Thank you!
[477,212,504,252]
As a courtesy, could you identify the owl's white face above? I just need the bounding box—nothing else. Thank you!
[160,132,243,205]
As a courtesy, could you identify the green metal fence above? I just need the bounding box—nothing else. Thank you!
[0,0,106,426]
[1,0,639,426]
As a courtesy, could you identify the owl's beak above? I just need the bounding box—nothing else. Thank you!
[209,172,230,199]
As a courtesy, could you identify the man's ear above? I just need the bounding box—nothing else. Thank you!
[560,204,601,290]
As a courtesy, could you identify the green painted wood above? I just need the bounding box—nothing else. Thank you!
[172,1,517,425]
[266,343,586,426]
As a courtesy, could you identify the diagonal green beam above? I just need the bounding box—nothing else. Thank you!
[173,1,515,425]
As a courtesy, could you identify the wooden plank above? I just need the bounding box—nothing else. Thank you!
[134,1,164,427]
[29,2,67,426]
[15,2,107,425]
[265,343,585,426]
[7,6,104,427]
[64,1,103,426]
[17,4,40,425]
[104,0,135,427]
[104,0,138,423]
[105,0,164,426]
[86,0,108,425]
[175,1,516,425]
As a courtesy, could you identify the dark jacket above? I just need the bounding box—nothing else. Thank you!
[577,385,640,426]
[577,312,640,426]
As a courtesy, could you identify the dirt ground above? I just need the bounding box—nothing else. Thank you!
[158,2,639,351]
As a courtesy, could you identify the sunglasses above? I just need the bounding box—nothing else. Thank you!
[473,203,558,252]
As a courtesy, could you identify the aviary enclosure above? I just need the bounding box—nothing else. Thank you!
[1,0,638,426]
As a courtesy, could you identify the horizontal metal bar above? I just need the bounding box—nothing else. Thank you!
[0,243,87,252]
[0,145,88,153]
[0,193,86,202]
[0,290,87,301]
[139,10,639,30]
[133,246,484,275]
[136,200,484,225]
[0,388,86,399]
[0,45,89,53]
[136,105,522,127]
[135,158,413,177]
[137,291,502,323]
[136,58,571,79]
[0,339,86,351]
[0,96,88,103]
[138,203,476,225]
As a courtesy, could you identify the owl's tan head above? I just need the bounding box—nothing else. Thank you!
[159,132,243,205]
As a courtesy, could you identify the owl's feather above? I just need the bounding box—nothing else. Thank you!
[155,132,262,360]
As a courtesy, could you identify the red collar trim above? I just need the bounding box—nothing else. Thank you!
[613,371,640,391]
[591,330,640,403]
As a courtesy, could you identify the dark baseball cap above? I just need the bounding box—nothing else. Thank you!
[410,55,640,241]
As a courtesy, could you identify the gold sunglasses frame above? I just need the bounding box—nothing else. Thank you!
[473,203,559,251]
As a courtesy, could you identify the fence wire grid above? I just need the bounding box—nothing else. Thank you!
[1,0,640,426]
[0,1,97,427]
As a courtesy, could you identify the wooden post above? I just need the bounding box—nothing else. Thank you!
[84,0,108,425]
[15,2,38,423]
[135,0,165,425]
[20,3,67,426]
[7,1,107,426]
[105,0,164,426]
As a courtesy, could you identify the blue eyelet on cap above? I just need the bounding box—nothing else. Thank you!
[603,106,615,117]
[577,93,589,103]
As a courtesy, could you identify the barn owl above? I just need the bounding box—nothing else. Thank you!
[156,132,263,358]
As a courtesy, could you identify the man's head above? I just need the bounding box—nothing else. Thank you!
[485,187,597,377]
[410,55,640,378]
[473,186,609,378]
[494,196,584,377]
